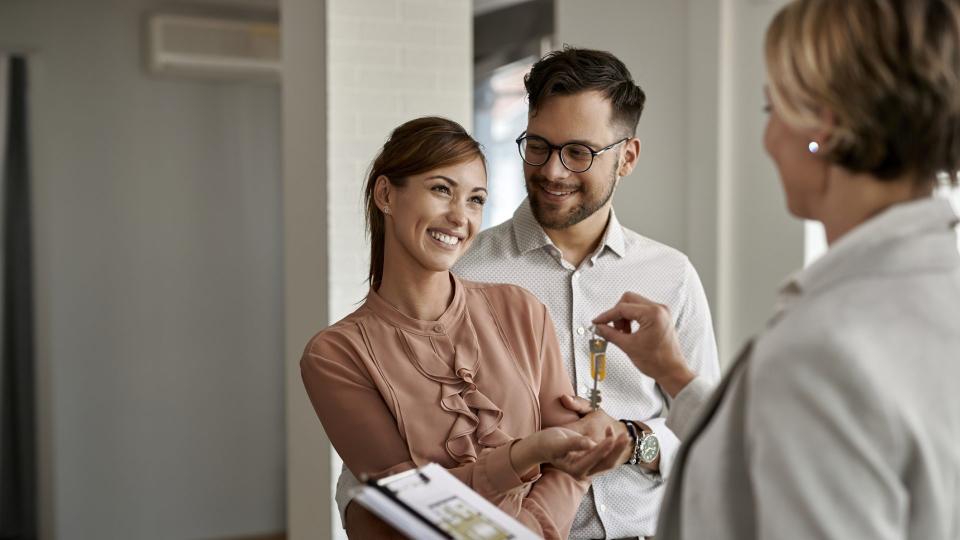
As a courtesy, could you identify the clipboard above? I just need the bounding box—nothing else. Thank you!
[350,463,542,540]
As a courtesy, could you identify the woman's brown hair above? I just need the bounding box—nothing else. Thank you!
[363,116,485,291]
[765,0,960,184]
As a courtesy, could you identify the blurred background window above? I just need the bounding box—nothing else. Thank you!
[473,0,553,229]
[474,58,533,229]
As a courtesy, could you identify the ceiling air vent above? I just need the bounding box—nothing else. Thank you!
[146,14,280,81]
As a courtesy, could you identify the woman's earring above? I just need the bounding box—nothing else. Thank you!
[808,141,820,154]
[383,205,391,215]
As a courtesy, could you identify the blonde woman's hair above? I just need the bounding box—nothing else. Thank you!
[765,0,960,184]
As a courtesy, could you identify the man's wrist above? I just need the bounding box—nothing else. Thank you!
[619,420,640,465]
[623,419,661,472]
[613,418,634,463]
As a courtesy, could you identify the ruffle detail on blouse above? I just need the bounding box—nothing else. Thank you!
[397,322,512,465]
[440,368,513,463]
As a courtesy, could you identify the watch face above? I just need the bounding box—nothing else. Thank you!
[640,435,660,463]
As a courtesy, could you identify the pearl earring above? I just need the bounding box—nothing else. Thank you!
[808,141,820,154]
[383,205,390,215]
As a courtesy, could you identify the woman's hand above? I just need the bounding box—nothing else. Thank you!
[559,395,663,472]
[510,426,630,481]
[592,291,695,398]
[543,425,630,480]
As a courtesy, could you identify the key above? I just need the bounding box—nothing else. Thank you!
[588,326,607,411]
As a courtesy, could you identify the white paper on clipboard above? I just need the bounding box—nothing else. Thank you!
[350,463,543,540]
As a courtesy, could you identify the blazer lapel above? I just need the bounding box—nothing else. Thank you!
[656,339,755,539]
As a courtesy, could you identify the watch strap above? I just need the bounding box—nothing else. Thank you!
[619,419,640,465]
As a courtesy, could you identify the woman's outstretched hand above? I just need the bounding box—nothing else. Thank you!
[543,425,630,480]
[511,426,630,481]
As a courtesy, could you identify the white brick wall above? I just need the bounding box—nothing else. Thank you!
[322,5,472,537]
[327,0,472,322]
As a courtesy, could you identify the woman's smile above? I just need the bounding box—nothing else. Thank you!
[427,228,465,250]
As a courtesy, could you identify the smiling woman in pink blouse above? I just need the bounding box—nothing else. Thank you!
[300,116,629,539]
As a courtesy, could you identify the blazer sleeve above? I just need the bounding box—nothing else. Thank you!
[665,375,716,440]
[745,336,905,540]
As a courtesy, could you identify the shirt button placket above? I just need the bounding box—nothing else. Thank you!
[570,268,589,396]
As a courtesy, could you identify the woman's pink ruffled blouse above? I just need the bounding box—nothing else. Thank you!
[301,276,588,538]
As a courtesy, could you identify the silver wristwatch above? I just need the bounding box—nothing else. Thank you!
[635,427,660,464]
[620,420,660,465]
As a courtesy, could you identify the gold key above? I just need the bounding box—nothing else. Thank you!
[588,326,607,411]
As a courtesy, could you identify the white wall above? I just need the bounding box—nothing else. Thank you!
[557,0,799,363]
[556,0,689,257]
[714,0,801,357]
[282,1,473,538]
[326,0,474,322]
[0,1,285,538]
[281,1,331,539]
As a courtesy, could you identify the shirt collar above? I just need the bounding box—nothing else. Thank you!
[511,198,627,259]
[363,273,466,335]
[600,208,627,258]
[779,196,960,302]
[511,199,552,254]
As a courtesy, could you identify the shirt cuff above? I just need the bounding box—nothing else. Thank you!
[474,439,540,497]
[336,463,360,526]
[666,375,716,440]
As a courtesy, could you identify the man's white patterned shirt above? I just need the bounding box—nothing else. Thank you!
[452,200,720,539]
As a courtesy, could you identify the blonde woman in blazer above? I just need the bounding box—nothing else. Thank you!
[591,1,960,538]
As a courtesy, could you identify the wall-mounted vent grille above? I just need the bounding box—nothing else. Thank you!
[147,14,280,81]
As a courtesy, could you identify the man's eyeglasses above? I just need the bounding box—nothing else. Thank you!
[515,132,629,173]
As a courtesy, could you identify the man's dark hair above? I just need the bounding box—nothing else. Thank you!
[524,46,647,136]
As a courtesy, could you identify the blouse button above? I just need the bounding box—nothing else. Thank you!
[433,324,443,333]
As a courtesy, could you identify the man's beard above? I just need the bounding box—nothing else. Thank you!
[526,162,618,230]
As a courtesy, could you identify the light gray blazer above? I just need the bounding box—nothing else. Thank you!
[657,197,960,540]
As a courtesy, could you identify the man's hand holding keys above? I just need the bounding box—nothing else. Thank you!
[591,292,696,399]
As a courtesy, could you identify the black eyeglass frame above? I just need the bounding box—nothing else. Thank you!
[515,132,630,173]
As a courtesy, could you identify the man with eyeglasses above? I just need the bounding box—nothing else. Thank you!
[454,48,721,539]
[332,48,719,539]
